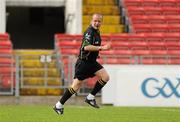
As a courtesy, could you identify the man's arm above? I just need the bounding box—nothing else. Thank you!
[84,43,111,51]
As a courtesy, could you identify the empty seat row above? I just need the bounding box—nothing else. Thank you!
[55,34,180,49]
[0,33,14,89]
[128,15,180,25]
[54,34,180,65]
[125,7,180,16]
[131,24,180,33]
[0,41,12,49]
[83,5,120,15]
[123,0,180,7]
[98,56,180,64]
[83,24,125,34]
[83,0,116,5]
[57,39,180,50]
[83,15,121,25]
[55,33,180,44]
[0,33,9,41]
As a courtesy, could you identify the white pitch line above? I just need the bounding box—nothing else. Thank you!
[160,108,180,112]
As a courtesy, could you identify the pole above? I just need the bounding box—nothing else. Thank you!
[0,0,6,33]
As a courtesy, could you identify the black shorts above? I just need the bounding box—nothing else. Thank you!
[74,59,103,81]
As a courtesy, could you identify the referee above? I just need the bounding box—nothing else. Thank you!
[54,13,111,115]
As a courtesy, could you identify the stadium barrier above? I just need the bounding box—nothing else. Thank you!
[14,54,63,97]
[102,65,180,107]
[0,33,14,95]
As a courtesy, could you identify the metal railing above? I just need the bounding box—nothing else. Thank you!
[0,54,14,95]
[14,54,64,97]
[1,53,180,98]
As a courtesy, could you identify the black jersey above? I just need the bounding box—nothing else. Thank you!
[79,25,101,61]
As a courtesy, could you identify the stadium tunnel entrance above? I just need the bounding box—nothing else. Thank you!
[6,7,65,49]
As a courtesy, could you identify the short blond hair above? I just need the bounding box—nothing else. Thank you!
[92,13,103,20]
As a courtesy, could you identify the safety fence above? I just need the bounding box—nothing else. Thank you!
[1,53,180,100]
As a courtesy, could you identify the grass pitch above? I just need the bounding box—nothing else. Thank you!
[0,105,180,122]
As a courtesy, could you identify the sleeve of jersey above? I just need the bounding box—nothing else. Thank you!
[81,31,93,50]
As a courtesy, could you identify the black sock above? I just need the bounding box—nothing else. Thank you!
[60,87,76,105]
[90,79,107,96]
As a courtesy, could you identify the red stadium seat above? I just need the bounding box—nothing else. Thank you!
[128,33,145,41]
[128,34,147,48]
[100,49,132,55]
[130,15,167,24]
[164,33,180,41]
[144,7,163,15]
[101,35,110,42]
[148,15,166,24]
[129,15,149,24]
[110,34,130,49]
[167,49,180,55]
[0,33,9,40]
[176,0,180,7]
[86,76,99,88]
[141,56,167,64]
[126,7,145,16]
[150,49,167,55]
[56,40,81,48]
[110,33,130,42]
[60,48,79,55]
[165,16,180,24]
[0,41,13,49]
[123,0,142,7]
[151,24,169,33]
[144,33,164,41]
[142,0,159,7]
[145,33,165,48]
[132,24,170,33]
[114,49,132,55]
[165,40,180,49]
[148,41,165,49]
[0,67,15,74]
[0,49,13,54]
[0,58,14,65]
[168,24,180,33]
[98,57,134,64]
[131,47,150,55]
[110,41,130,49]
[162,7,180,15]
[1,75,12,88]
[159,0,177,7]
[168,57,180,64]
[132,24,152,33]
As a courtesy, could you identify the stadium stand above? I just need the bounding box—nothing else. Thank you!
[123,0,178,7]
[54,33,180,87]
[1,0,179,95]
[82,0,124,34]
[0,33,14,93]
[128,15,180,25]
[122,0,180,33]
[14,50,62,95]
[55,33,180,62]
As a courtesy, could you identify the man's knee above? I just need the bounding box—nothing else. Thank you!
[71,79,83,92]
[102,74,110,82]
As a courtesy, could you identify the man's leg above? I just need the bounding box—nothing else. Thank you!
[54,78,83,115]
[85,68,109,108]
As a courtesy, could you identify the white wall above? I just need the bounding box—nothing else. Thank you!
[102,65,180,107]
[65,0,82,34]
[6,0,65,6]
[0,0,6,33]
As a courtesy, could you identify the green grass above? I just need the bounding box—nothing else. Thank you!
[0,105,180,122]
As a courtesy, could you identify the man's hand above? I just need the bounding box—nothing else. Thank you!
[100,42,111,50]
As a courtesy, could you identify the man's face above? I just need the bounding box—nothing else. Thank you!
[91,14,102,30]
